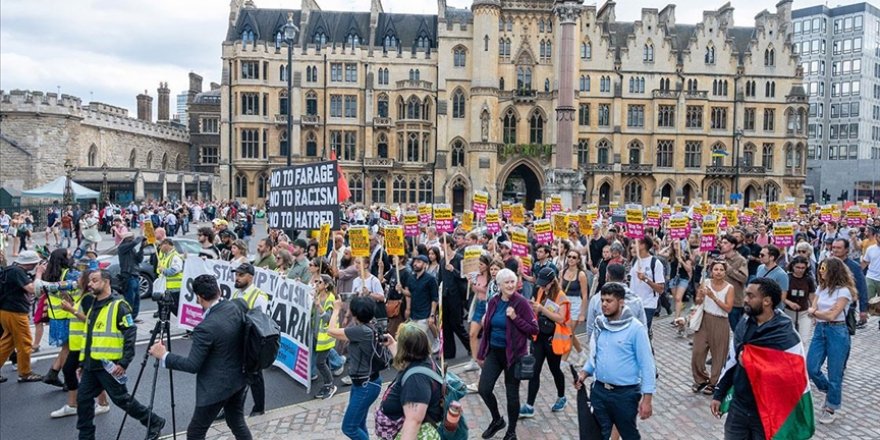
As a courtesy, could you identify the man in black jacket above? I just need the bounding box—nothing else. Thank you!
[118,232,144,321]
[149,274,252,440]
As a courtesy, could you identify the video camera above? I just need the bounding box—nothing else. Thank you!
[152,288,177,322]
[375,318,390,344]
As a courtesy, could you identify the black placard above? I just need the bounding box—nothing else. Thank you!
[267,161,341,230]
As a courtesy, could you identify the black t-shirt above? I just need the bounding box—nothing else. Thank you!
[0,265,33,313]
[589,237,608,270]
[344,324,376,379]
[380,361,444,423]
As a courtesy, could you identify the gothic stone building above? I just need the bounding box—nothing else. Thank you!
[222,0,807,210]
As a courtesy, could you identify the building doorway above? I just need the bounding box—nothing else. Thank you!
[501,163,542,210]
[452,183,466,213]
[660,183,673,202]
[744,185,758,207]
[682,184,693,206]
[598,182,611,208]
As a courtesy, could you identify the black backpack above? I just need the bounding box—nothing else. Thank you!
[234,298,281,375]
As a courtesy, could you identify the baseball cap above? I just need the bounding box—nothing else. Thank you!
[414,255,430,264]
[536,266,557,287]
[498,241,512,249]
[293,238,308,249]
[233,263,255,275]
[14,250,41,265]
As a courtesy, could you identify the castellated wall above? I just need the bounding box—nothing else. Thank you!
[0,89,191,191]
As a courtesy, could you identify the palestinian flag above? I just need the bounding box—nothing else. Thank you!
[719,333,815,439]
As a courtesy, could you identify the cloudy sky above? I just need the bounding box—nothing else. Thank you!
[1,0,828,117]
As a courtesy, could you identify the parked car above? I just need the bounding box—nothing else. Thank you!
[99,238,201,299]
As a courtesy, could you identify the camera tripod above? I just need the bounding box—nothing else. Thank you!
[116,296,178,440]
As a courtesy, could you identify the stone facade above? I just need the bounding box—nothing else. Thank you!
[221,0,808,210]
[0,89,217,202]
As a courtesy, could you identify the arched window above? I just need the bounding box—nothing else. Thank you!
[656,140,674,168]
[707,181,726,204]
[129,149,136,168]
[257,173,268,199]
[711,142,727,166]
[419,175,433,203]
[161,153,168,169]
[502,108,517,144]
[529,111,544,144]
[241,29,255,48]
[234,173,248,198]
[280,65,288,82]
[597,139,611,164]
[795,143,804,173]
[453,47,467,67]
[406,132,420,162]
[313,31,327,46]
[764,47,775,66]
[279,90,288,116]
[499,77,505,90]
[383,33,398,52]
[579,75,590,92]
[785,143,794,169]
[279,130,289,157]
[539,19,545,33]
[346,32,360,49]
[146,151,153,169]
[393,175,408,204]
[377,93,389,118]
[743,143,756,167]
[785,109,797,134]
[372,175,387,203]
[705,45,716,64]
[377,133,388,158]
[628,140,642,164]
[305,91,318,116]
[175,154,183,170]
[451,140,465,167]
[349,175,363,203]
[516,67,532,90]
[643,43,654,62]
[406,96,422,120]
[581,42,592,59]
[764,182,779,202]
[87,144,98,167]
[305,131,318,156]
[762,143,774,170]
[507,17,513,31]
[452,89,466,118]
[624,180,643,204]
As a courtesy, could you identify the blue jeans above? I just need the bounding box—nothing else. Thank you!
[310,348,343,376]
[807,322,850,410]
[591,382,642,440]
[341,376,381,440]
[125,275,141,319]
[643,308,656,332]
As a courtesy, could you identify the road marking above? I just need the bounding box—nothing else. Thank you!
[3,334,188,365]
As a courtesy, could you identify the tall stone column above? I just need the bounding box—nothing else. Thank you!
[546,0,585,209]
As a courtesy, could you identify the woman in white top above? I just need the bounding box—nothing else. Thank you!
[690,260,734,395]
[352,256,386,319]
[806,256,853,425]
[230,239,249,266]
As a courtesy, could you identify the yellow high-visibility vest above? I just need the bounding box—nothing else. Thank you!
[47,268,79,320]
[237,285,268,310]
[68,295,89,351]
[157,250,182,290]
[80,298,125,362]
[315,293,336,352]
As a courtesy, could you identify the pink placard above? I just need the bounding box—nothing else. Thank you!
[700,235,717,253]
[626,222,645,239]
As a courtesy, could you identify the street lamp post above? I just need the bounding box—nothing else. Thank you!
[283,13,298,167]
[101,162,109,204]
[734,129,743,204]
[63,159,74,207]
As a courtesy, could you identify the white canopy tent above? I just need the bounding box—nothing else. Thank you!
[21,176,100,200]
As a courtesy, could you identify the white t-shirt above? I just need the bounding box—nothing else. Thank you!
[628,255,666,309]
[702,281,732,318]
[815,287,852,322]
[862,244,880,282]
[352,275,384,299]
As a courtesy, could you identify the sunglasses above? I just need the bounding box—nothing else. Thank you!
[568,255,579,259]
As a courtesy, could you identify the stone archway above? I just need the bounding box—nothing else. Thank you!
[743,182,760,207]
[598,181,612,208]
[498,159,543,210]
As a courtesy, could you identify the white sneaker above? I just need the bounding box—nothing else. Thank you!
[50,404,78,418]
[465,383,479,394]
[462,360,480,372]
[818,409,837,424]
[341,376,352,386]
[95,404,111,415]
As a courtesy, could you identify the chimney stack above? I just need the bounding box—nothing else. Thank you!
[157,82,170,122]
[188,72,203,104]
[136,90,153,121]
[210,82,221,90]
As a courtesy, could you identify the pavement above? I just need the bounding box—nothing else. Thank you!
[195,314,880,440]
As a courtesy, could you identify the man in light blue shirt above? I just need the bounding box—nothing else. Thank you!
[585,263,647,342]
[577,283,655,440]
[755,244,789,311]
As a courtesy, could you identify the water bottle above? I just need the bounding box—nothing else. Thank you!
[444,400,462,432]
[102,360,128,385]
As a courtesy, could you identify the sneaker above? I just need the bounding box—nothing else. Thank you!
[50,404,78,418]
[311,373,318,381]
[146,416,166,440]
[502,431,518,440]
[95,404,110,415]
[466,382,479,394]
[518,404,535,418]
[551,396,567,412]
[341,376,352,386]
[856,320,867,329]
[320,384,338,400]
[332,365,345,377]
[481,418,506,439]
[463,360,480,372]
[818,409,837,425]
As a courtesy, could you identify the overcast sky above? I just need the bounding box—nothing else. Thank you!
[1,0,829,117]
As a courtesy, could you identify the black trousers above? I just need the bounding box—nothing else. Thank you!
[62,350,81,391]
[478,347,520,434]
[724,404,766,440]
[76,367,160,440]
[247,371,265,413]
[187,386,252,440]
[526,333,565,406]
[441,291,469,360]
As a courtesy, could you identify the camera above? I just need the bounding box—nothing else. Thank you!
[151,289,177,322]
[375,318,390,343]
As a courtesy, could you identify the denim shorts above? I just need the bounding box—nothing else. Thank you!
[471,299,487,324]
[49,318,70,347]
[668,277,690,290]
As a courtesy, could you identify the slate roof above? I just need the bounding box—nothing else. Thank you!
[192,89,221,106]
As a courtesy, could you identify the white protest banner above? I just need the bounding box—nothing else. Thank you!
[180,258,315,389]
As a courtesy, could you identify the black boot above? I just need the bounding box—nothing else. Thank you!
[43,369,64,388]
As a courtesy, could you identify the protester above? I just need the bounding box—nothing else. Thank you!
[755,244,789,310]
[197,227,220,260]
[230,239,249,266]
[0,251,44,383]
[35,248,80,388]
[578,282,655,440]
[312,274,338,400]
[117,232,143,320]
[464,254,492,372]
[719,234,749,330]
[784,255,817,347]
[690,260,734,395]
[628,236,666,332]
[287,238,310,282]
[231,263,269,416]
[476,268,538,440]
[254,238,276,270]
[440,234,471,360]
[585,263,648,342]
[559,247,589,364]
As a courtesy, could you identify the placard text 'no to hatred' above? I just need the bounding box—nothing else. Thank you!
[268,161,341,230]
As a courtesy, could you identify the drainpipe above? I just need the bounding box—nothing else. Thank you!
[227,59,234,200]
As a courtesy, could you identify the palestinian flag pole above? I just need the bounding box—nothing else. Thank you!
[719,337,815,440]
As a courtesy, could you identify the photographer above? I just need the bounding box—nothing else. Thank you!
[0,250,44,383]
[148,274,252,440]
[328,296,384,440]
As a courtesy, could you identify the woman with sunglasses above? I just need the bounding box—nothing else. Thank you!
[807,257,854,424]
[559,247,589,365]
[784,255,817,348]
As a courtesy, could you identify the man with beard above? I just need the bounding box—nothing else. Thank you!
[286,239,310,283]
[217,230,236,261]
[720,234,749,330]
[197,227,220,260]
[711,278,806,439]
[253,239,277,270]
[577,282,655,440]
[397,255,439,353]
[231,264,269,416]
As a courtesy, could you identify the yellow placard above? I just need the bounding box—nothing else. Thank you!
[773,223,794,237]
[349,226,371,258]
[534,218,552,237]
[473,191,489,207]
[510,227,528,247]
[625,207,644,224]
[702,216,719,235]
[404,212,418,226]
[418,203,432,218]
[501,201,511,217]
[552,212,568,238]
[534,199,545,219]
[486,210,499,225]
[384,225,405,257]
[433,205,453,221]
[662,205,672,217]
[728,208,739,227]
[462,210,474,232]
[520,255,533,276]
[318,222,331,256]
[578,212,593,236]
[660,197,669,206]
[669,216,688,230]
[647,207,661,220]
[511,203,525,225]
[143,220,156,245]
[673,203,683,213]
[769,203,781,220]
[610,201,620,210]
[550,194,562,210]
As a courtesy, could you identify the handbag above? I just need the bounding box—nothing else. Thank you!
[514,351,536,380]
[687,303,704,333]
[385,299,402,319]
[375,383,405,440]
[845,305,857,336]
[152,276,167,295]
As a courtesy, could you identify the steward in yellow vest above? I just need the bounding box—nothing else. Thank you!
[156,239,183,292]
[76,269,165,440]
[35,251,83,388]
[312,274,338,399]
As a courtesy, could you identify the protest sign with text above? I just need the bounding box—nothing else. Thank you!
[433,204,454,233]
[268,161,341,230]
